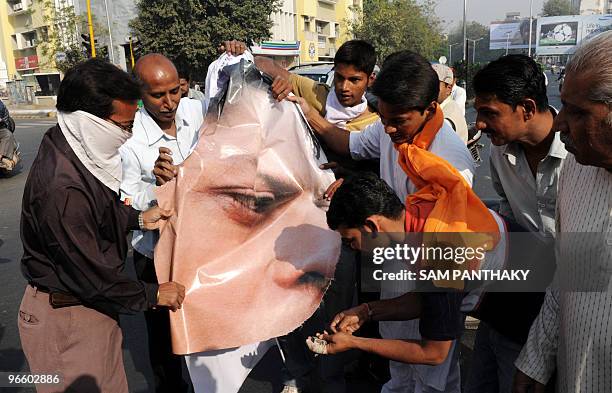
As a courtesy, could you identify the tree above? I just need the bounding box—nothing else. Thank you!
[347,0,446,63]
[446,21,508,66]
[542,0,575,16]
[130,0,281,78]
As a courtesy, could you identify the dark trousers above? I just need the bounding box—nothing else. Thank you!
[133,250,193,393]
[277,244,357,392]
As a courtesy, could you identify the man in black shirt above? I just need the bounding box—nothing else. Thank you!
[19,59,185,393]
[311,174,464,368]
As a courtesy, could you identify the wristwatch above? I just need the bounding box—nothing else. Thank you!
[138,212,145,230]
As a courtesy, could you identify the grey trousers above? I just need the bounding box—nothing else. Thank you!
[18,285,129,393]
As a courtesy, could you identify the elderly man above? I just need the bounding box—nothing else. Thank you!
[432,63,468,144]
[18,58,185,393]
[513,31,612,393]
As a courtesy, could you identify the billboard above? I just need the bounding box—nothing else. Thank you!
[536,14,612,55]
[489,19,537,50]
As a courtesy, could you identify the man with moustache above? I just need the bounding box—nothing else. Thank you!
[18,59,184,393]
[464,54,566,393]
[120,42,247,392]
[120,53,201,392]
[513,31,612,393]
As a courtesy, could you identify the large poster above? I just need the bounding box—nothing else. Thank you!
[536,14,612,55]
[489,19,536,50]
[155,60,341,355]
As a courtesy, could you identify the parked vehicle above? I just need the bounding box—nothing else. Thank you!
[0,102,20,176]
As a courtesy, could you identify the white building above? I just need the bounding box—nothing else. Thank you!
[571,0,612,14]
[252,0,300,68]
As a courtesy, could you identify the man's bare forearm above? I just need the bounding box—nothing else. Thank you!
[305,110,351,156]
[368,292,421,321]
[352,336,452,366]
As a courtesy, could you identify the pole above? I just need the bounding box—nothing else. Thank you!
[506,32,510,55]
[103,0,115,63]
[129,38,135,69]
[528,0,534,57]
[462,0,467,62]
[473,40,477,63]
[86,0,96,57]
[449,44,452,65]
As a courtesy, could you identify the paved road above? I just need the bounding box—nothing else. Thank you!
[0,75,562,392]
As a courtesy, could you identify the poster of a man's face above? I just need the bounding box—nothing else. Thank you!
[155,67,341,354]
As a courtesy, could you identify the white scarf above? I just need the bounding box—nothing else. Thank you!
[57,110,131,194]
[324,87,368,128]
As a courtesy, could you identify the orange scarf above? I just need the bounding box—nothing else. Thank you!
[396,105,499,288]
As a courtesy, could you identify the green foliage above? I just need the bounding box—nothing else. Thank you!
[130,0,281,78]
[346,0,446,63]
[446,21,506,66]
[542,0,575,16]
[36,0,88,73]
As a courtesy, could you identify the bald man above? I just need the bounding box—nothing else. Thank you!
[119,45,246,392]
[119,52,202,393]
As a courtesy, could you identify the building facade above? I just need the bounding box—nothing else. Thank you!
[295,0,358,63]
[571,0,612,14]
[254,0,361,66]
[0,0,63,102]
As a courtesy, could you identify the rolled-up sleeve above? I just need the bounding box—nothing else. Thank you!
[41,185,158,314]
[119,143,156,211]
[514,289,559,384]
[349,121,383,161]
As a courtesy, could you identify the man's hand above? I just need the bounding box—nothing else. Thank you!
[154,147,178,185]
[141,206,173,231]
[330,303,369,334]
[271,76,293,101]
[318,331,356,354]
[513,370,546,393]
[156,282,186,312]
[220,40,247,56]
[286,95,313,119]
[323,178,344,201]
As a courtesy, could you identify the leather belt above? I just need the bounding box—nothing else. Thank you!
[30,282,82,309]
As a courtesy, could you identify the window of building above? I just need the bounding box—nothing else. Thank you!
[303,16,311,32]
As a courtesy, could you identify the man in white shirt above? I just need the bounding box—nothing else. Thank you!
[450,73,467,117]
[290,50,474,393]
[432,64,468,144]
[120,53,202,393]
[513,30,612,393]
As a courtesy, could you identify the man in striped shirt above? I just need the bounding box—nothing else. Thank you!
[513,31,612,393]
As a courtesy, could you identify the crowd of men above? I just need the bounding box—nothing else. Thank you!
[15,29,611,393]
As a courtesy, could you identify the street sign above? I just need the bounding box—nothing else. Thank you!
[56,52,67,63]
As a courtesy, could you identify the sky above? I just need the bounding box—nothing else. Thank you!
[433,0,547,31]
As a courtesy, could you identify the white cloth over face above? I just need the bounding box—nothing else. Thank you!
[324,87,368,128]
[57,110,131,194]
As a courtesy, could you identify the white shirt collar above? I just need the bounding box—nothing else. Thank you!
[137,106,191,146]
